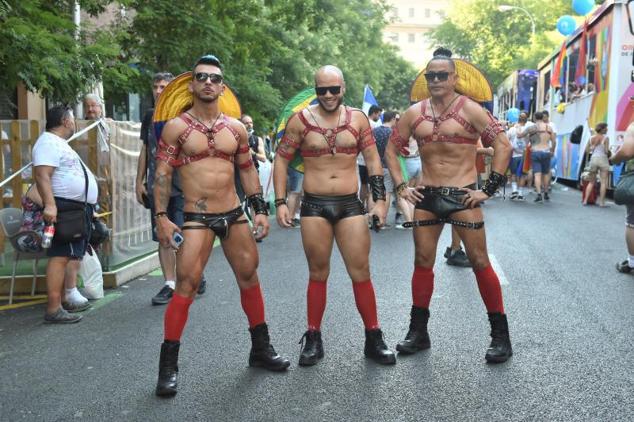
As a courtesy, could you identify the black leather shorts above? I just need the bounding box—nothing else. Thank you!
[301,192,365,225]
[415,184,478,218]
[406,184,484,230]
[182,206,247,240]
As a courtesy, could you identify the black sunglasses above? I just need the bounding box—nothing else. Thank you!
[315,86,342,96]
[424,72,453,82]
[194,72,223,84]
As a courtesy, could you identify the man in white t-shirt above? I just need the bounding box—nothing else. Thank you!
[33,106,99,324]
[507,115,530,200]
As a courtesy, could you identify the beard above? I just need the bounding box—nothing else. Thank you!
[317,96,343,114]
[193,89,219,104]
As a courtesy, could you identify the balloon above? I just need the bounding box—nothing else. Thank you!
[557,15,577,36]
[507,108,520,123]
[572,0,594,16]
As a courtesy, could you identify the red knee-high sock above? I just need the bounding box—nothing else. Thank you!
[240,284,266,328]
[164,293,194,342]
[352,280,379,330]
[411,266,434,309]
[473,265,505,314]
[307,279,327,331]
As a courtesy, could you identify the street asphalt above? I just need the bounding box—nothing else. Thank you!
[1,185,633,421]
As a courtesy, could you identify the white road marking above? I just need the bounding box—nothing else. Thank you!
[489,254,509,286]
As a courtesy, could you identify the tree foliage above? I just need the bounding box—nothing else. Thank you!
[1,0,416,125]
[427,0,572,87]
[0,0,130,105]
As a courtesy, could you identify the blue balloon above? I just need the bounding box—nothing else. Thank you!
[572,0,594,16]
[507,108,520,123]
[557,15,577,36]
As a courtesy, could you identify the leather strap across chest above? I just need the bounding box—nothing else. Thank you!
[411,96,478,146]
[296,107,369,157]
[175,112,241,166]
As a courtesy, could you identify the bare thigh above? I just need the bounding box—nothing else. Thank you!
[301,217,335,281]
[176,224,215,295]
[450,207,489,270]
[413,209,444,268]
[221,219,260,289]
[334,215,371,282]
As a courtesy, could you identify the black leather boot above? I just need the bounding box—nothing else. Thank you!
[364,329,396,365]
[396,306,431,354]
[298,330,324,366]
[248,323,291,371]
[485,313,513,363]
[155,341,180,397]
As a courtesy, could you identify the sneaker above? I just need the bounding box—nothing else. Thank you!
[516,195,525,201]
[44,308,82,324]
[534,194,543,203]
[544,192,550,201]
[510,191,519,200]
[152,285,174,305]
[62,300,92,313]
[291,218,301,228]
[394,212,403,226]
[616,260,633,274]
[197,276,207,295]
[395,224,406,230]
[446,248,472,267]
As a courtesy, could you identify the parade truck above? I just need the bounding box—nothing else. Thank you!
[496,69,539,120]
[534,0,634,186]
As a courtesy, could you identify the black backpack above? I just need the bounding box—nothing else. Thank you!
[570,125,583,144]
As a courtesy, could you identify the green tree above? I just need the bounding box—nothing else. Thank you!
[0,0,131,105]
[427,0,571,87]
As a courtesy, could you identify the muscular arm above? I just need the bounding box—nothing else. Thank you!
[468,105,512,177]
[236,124,262,196]
[385,105,416,188]
[153,120,180,213]
[273,114,302,201]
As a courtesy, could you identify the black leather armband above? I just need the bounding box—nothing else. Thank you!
[369,175,386,202]
[247,193,269,216]
[482,171,507,197]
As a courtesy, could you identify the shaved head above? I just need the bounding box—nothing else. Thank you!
[314,65,345,86]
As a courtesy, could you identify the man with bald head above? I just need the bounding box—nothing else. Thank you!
[385,48,514,363]
[273,65,396,366]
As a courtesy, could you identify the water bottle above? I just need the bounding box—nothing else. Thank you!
[41,223,55,249]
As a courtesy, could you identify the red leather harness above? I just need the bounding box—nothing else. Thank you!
[156,113,250,168]
[412,96,478,146]
[278,107,375,159]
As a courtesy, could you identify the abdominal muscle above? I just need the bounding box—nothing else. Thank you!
[178,157,241,213]
[420,143,478,188]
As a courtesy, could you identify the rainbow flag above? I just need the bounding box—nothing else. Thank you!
[575,22,588,85]
[550,42,567,89]
[273,88,318,173]
[521,143,532,174]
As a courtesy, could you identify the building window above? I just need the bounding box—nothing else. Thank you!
[408,33,415,43]
[388,32,399,43]
[409,8,415,18]
[425,8,431,18]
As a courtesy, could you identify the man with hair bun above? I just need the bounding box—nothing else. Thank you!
[385,48,514,363]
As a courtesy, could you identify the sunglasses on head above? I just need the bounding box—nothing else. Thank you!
[424,71,453,82]
[194,72,223,84]
[315,86,342,96]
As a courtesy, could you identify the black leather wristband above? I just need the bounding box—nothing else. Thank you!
[482,171,507,197]
[369,175,386,202]
[154,211,168,219]
[274,198,287,208]
[247,193,269,215]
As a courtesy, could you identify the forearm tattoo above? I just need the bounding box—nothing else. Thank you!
[155,172,171,212]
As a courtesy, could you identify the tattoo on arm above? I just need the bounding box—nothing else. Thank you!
[154,172,171,211]
[195,198,208,212]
